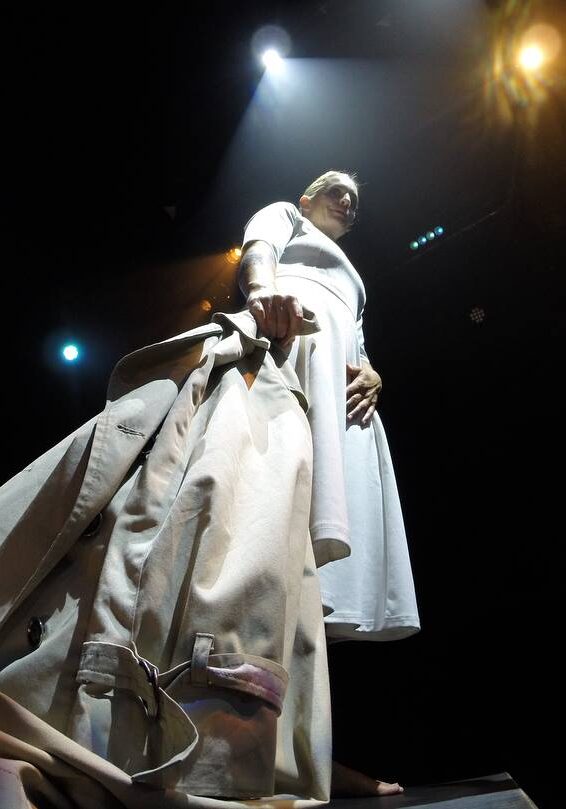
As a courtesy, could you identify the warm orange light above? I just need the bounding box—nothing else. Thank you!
[518,23,562,72]
[200,299,213,312]
[519,44,544,71]
[226,246,242,264]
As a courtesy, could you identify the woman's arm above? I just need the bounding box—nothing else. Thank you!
[239,240,304,346]
[239,240,277,295]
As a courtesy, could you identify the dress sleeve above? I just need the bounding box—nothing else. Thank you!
[241,202,299,264]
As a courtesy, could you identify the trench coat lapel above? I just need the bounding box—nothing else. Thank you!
[0,311,316,631]
[0,324,224,629]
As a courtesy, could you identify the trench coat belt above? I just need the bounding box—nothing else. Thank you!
[75,639,289,782]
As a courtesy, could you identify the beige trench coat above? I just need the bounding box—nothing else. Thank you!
[0,311,333,808]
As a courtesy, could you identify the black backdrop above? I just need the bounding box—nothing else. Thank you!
[2,5,564,807]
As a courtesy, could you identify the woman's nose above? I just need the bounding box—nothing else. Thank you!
[340,193,351,208]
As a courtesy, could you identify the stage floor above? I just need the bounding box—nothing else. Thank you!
[327,773,538,809]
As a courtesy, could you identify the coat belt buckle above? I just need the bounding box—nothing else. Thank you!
[138,657,160,720]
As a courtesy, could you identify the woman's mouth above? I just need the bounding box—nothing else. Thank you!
[330,208,347,221]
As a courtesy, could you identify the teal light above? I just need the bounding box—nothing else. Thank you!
[411,226,444,250]
[62,344,79,362]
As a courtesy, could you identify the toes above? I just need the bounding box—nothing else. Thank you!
[375,781,404,795]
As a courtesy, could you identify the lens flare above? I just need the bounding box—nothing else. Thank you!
[518,44,544,71]
[521,23,562,63]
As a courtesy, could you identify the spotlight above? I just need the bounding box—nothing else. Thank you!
[62,344,79,362]
[410,241,419,251]
[426,231,436,241]
[518,45,544,72]
[262,48,284,71]
[434,226,444,236]
[252,25,291,70]
[520,23,562,67]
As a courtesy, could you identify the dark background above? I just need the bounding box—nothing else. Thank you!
[2,2,564,807]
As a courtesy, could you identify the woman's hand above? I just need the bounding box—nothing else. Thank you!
[246,286,304,347]
[346,362,382,426]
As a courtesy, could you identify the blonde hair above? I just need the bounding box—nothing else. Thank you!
[300,170,359,207]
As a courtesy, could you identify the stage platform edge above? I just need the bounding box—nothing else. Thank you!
[327,772,539,809]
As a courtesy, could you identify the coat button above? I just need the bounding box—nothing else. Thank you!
[27,617,46,649]
[83,512,103,537]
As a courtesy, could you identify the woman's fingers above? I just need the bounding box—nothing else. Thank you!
[346,362,361,376]
[347,392,379,422]
[347,400,371,422]
[262,295,276,336]
[275,303,289,340]
[247,292,303,342]
[282,298,304,344]
[361,402,376,426]
[346,392,363,410]
[347,399,366,420]
[346,367,364,397]
[247,296,267,332]
[274,296,303,341]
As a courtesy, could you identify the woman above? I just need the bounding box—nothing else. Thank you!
[238,170,421,796]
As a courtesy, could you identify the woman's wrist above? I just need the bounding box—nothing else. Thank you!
[246,282,278,297]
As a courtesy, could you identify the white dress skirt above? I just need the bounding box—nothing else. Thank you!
[241,202,420,642]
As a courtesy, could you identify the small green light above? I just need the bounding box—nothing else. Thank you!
[426,231,435,240]
[410,241,419,250]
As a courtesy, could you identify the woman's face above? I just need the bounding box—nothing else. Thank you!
[300,179,358,241]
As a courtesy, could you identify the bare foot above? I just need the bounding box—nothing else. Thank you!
[331,760,404,797]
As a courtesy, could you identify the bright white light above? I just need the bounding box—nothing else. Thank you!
[62,344,79,361]
[519,45,545,71]
[521,24,562,63]
[252,25,291,67]
[262,49,284,72]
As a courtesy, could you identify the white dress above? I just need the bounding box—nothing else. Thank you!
[241,202,420,642]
